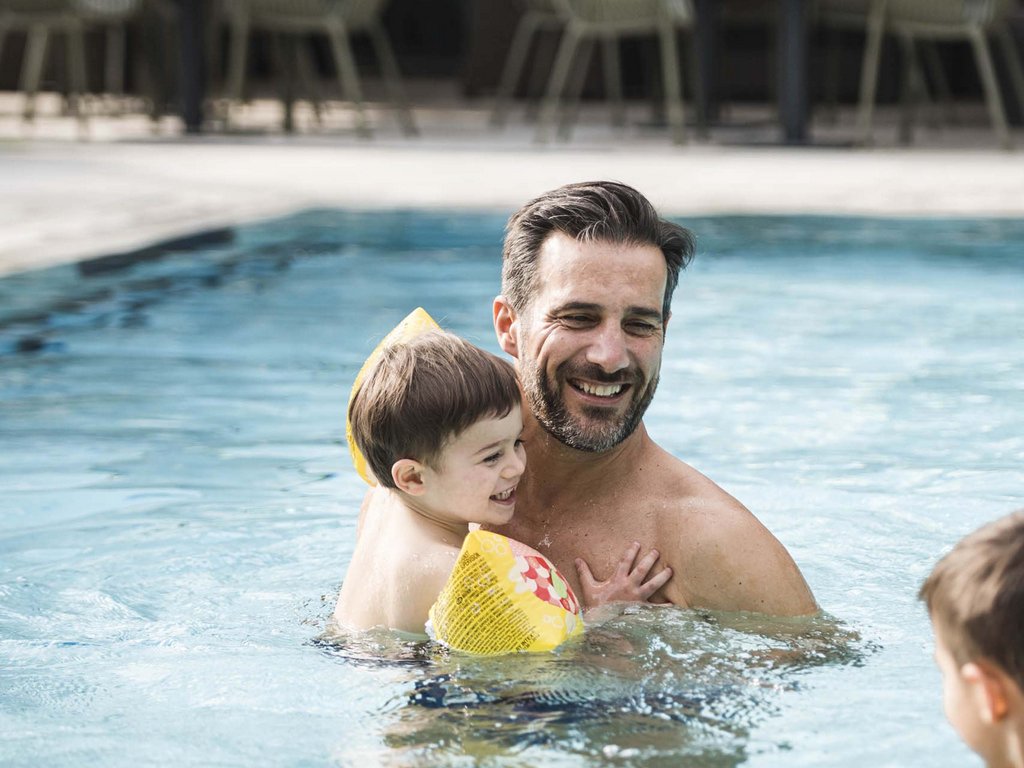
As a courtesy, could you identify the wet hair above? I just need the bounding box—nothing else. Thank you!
[348,331,521,489]
[502,180,696,320]
[919,510,1024,689]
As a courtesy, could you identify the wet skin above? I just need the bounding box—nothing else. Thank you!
[489,233,817,615]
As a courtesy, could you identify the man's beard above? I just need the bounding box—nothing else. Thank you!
[520,359,658,453]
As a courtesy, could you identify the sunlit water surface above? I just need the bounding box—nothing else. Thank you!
[1,211,1021,767]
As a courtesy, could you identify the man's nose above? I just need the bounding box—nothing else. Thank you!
[586,323,630,373]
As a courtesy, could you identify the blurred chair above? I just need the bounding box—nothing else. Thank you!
[221,0,416,136]
[0,0,168,123]
[0,0,88,121]
[80,0,178,119]
[489,0,566,128]
[818,0,1024,147]
[816,0,954,126]
[509,0,695,144]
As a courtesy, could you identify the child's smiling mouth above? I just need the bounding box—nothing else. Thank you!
[491,487,517,503]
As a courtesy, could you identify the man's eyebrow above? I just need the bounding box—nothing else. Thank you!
[627,306,664,322]
[549,301,663,322]
[549,301,601,315]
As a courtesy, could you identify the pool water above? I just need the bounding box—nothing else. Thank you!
[1,211,1021,767]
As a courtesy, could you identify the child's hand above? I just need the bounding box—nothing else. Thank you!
[575,541,673,609]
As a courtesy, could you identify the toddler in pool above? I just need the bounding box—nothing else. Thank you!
[920,509,1024,768]
[333,330,669,635]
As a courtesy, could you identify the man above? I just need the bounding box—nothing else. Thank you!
[487,181,817,616]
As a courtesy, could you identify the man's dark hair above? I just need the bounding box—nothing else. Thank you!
[502,180,696,320]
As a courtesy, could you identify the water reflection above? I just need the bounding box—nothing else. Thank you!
[320,606,866,766]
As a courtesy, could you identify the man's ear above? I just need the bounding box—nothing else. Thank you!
[493,296,519,358]
[962,661,1010,723]
[391,459,427,495]
[663,309,671,334]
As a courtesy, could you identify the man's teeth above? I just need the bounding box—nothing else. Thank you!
[493,488,514,501]
[577,381,623,397]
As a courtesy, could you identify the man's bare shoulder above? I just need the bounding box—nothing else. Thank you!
[641,441,743,512]
[644,444,817,616]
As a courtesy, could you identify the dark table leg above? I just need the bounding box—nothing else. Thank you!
[778,0,808,144]
[178,0,206,134]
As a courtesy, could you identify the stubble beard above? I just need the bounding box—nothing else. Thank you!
[520,359,658,453]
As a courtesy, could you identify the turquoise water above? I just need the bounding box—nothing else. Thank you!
[1,211,1022,767]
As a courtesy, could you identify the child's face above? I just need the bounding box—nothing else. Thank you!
[420,406,525,527]
[932,622,990,761]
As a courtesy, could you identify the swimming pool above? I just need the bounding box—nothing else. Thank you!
[1,210,1021,766]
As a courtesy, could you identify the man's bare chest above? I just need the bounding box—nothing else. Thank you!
[496,504,662,594]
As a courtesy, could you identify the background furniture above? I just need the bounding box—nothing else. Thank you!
[221,0,416,135]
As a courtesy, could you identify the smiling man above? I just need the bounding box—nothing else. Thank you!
[487,181,817,616]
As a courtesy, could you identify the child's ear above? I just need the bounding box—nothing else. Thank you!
[962,661,1010,723]
[392,459,427,495]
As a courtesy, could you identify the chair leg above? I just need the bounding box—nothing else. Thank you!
[823,25,842,125]
[898,34,926,144]
[559,34,595,140]
[920,40,955,126]
[269,32,297,132]
[106,23,126,97]
[855,0,886,146]
[67,22,89,131]
[525,26,560,120]
[295,38,324,126]
[491,11,543,128]
[683,28,707,138]
[602,36,625,128]
[20,24,50,121]
[967,25,1011,149]
[995,23,1024,127]
[658,23,685,144]
[140,8,171,123]
[536,23,582,143]
[0,19,8,66]
[368,21,417,136]
[325,21,370,138]
[224,9,250,127]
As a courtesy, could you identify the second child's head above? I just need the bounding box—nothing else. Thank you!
[920,510,1024,767]
[349,331,525,525]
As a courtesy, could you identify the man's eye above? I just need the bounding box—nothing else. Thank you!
[483,451,502,464]
[561,315,592,328]
[626,321,658,336]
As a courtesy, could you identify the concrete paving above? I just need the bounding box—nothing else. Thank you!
[2,90,1023,277]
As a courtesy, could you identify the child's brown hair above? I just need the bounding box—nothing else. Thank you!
[348,331,520,489]
[919,510,1024,689]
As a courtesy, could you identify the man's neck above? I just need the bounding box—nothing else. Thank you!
[517,417,652,517]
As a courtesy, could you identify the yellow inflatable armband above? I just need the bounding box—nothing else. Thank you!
[346,307,441,485]
[427,530,584,655]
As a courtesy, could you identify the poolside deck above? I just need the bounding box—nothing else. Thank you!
[2,85,1023,277]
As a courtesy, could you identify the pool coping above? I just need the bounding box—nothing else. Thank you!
[3,135,1024,278]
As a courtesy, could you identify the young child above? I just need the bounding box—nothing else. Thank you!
[333,330,670,636]
[920,509,1024,768]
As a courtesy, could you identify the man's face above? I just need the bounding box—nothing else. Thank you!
[511,233,668,452]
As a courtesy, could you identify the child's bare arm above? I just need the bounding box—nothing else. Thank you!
[574,541,673,609]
